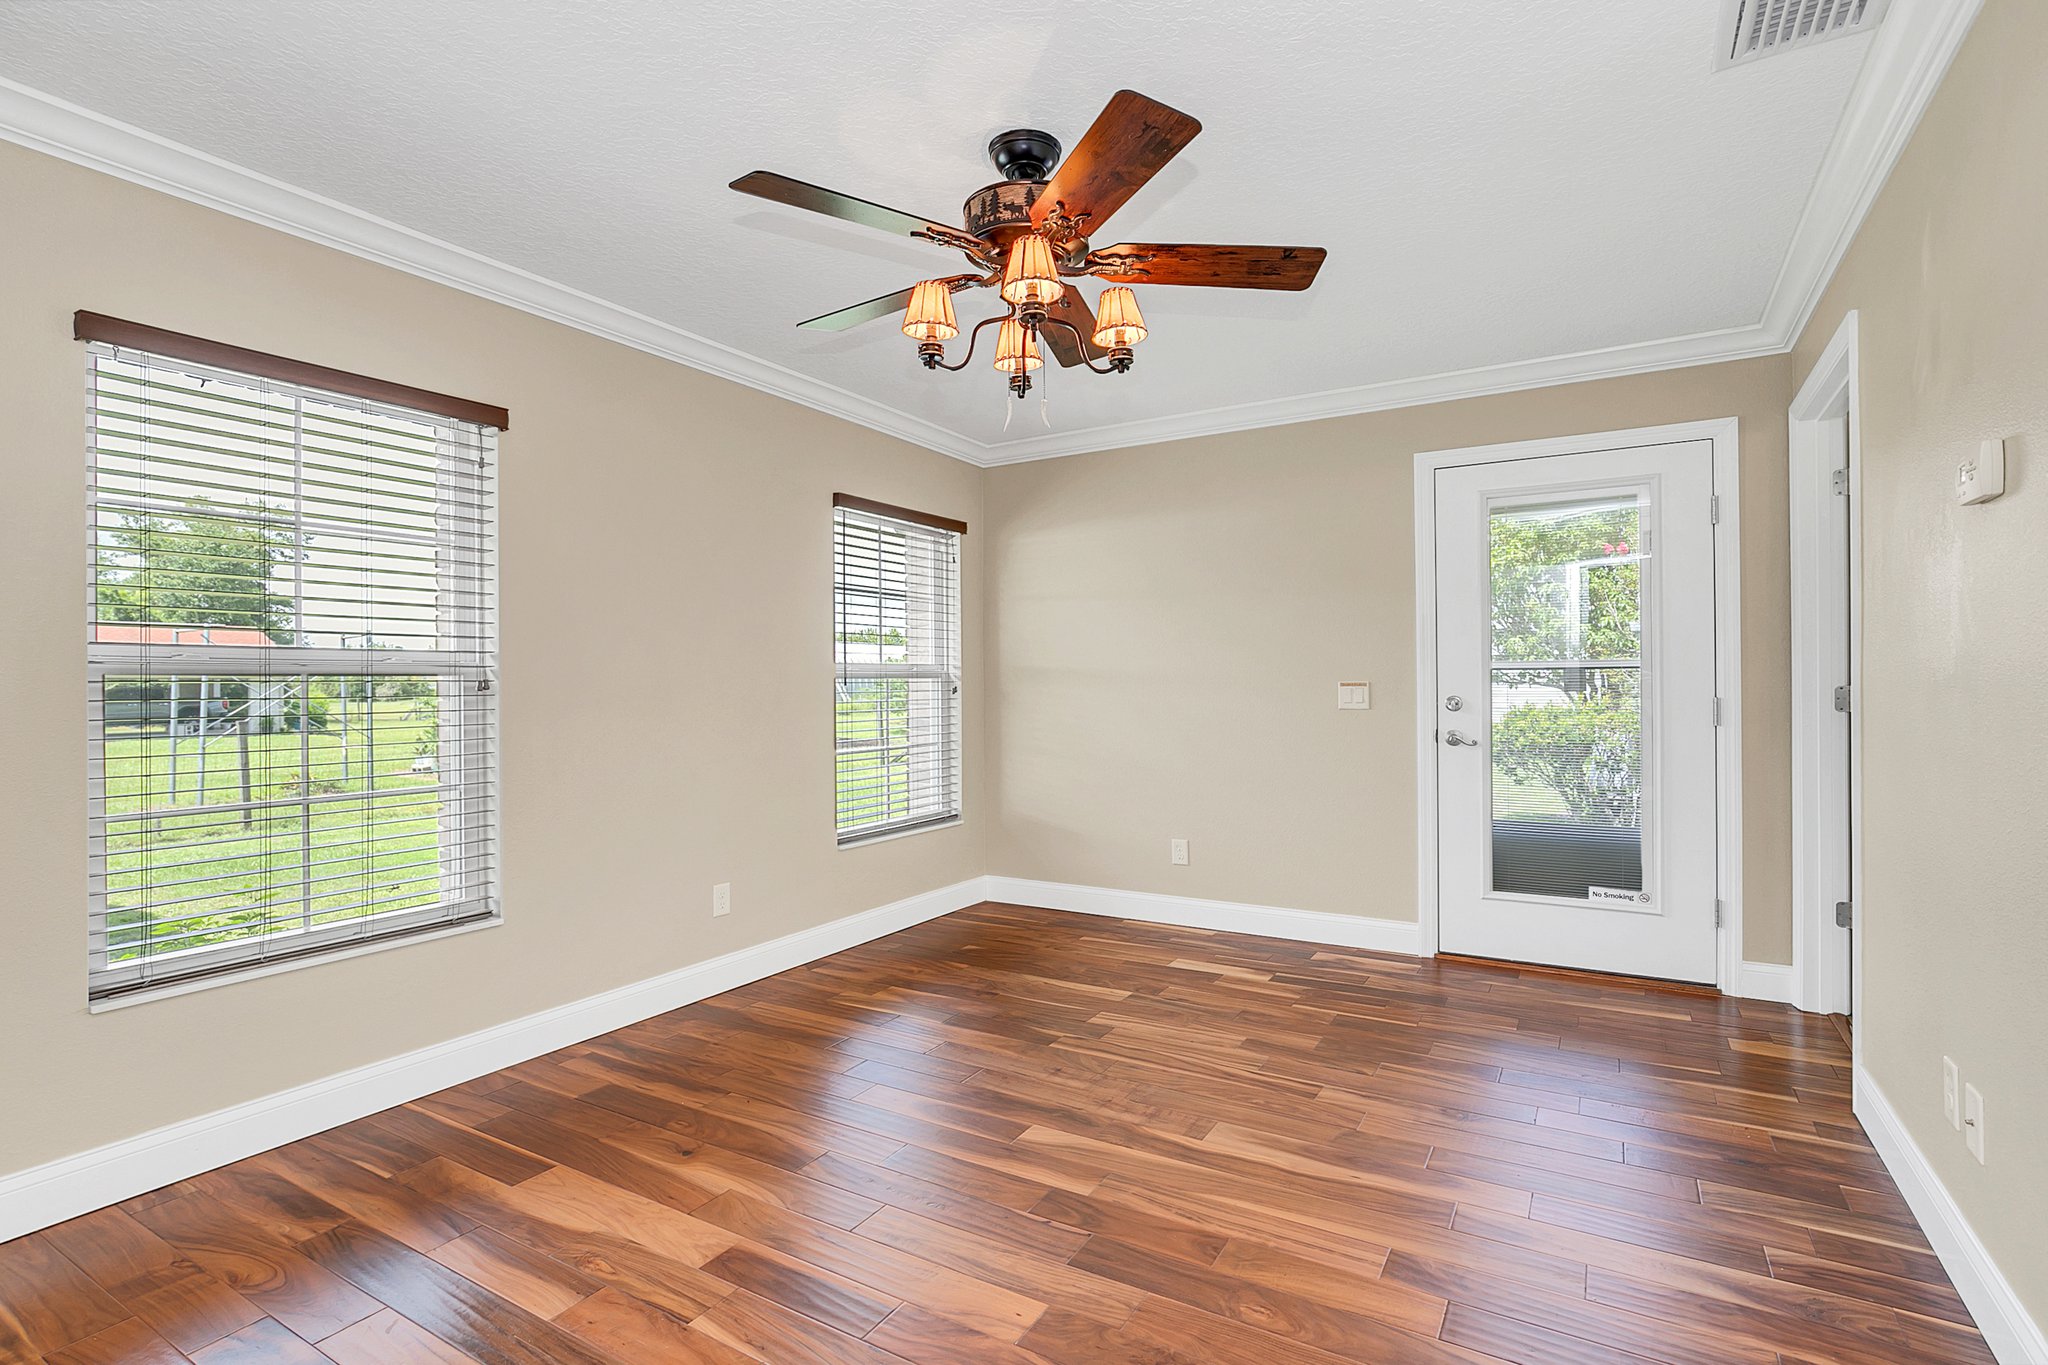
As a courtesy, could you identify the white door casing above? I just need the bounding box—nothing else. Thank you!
[1790,310,1861,1021]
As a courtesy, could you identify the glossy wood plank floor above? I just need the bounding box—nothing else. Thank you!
[0,903,1991,1364]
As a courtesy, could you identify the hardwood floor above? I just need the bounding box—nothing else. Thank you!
[0,903,1990,1363]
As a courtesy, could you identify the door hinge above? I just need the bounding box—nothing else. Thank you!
[1833,684,1851,713]
[1710,494,1720,524]
[1713,697,1723,726]
[1835,900,1854,929]
[1715,900,1725,928]
[1831,468,1850,495]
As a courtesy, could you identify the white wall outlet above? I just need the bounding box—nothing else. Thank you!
[1338,682,1372,710]
[1170,838,1189,866]
[1942,1056,1960,1128]
[712,882,731,918]
[1957,437,2006,504]
[1964,1083,1986,1163]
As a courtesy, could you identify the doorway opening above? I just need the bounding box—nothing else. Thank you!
[1790,311,1862,1027]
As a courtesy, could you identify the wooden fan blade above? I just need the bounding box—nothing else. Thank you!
[1031,91,1201,236]
[1088,243,1327,290]
[797,286,918,332]
[1039,289,1108,368]
[732,171,961,242]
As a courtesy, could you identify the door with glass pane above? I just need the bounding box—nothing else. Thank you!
[1434,441,1719,983]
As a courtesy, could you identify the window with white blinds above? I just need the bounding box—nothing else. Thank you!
[833,498,962,843]
[85,339,499,1003]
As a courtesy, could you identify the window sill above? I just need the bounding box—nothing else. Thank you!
[836,817,962,850]
[87,914,504,1013]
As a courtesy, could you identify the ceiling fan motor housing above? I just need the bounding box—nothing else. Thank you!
[963,179,1043,252]
[987,128,1060,181]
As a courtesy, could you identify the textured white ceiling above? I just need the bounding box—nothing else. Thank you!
[0,0,1871,451]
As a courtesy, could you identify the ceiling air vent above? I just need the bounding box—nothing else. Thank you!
[1716,0,1891,68]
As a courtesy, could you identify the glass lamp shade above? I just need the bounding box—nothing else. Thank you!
[1091,286,1148,348]
[1000,234,1065,307]
[901,279,959,342]
[992,317,1042,374]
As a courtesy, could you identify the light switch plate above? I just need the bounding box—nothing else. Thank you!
[1338,682,1372,710]
[1957,438,2006,504]
[1964,1084,1985,1163]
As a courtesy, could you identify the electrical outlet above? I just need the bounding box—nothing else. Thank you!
[712,882,731,918]
[1943,1057,1960,1128]
[1170,838,1189,866]
[1964,1084,1986,1164]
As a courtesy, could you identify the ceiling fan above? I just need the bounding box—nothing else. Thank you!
[730,90,1327,399]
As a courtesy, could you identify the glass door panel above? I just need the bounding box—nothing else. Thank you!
[1486,495,1650,904]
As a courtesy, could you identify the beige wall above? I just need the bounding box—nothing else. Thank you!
[0,141,984,1176]
[8,7,2045,1325]
[1791,0,2048,1323]
[986,358,1797,964]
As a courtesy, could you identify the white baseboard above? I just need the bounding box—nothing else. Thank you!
[1855,1067,2048,1364]
[983,876,1423,957]
[1735,959,1796,1004]
[0,877,989,1244]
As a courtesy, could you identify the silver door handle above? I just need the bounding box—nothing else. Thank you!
[1444,730,1480,747]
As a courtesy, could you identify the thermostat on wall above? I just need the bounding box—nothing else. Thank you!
[1957,438,2006,504]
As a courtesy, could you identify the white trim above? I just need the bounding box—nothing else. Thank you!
[0,876,991,1244]
[0,78,983,466]
[973,326,1784,465]
[834,816,964,850]
[1712,423,1747,999]
[983,877,1422,957]
[88,915,504,1013]
[1413,458,1443,961]
[1760,0,1987,347]
[1856,1068,2048,1364]
[1411,419,1744,990]
[1788,310,1862,1019]
[1735,960,1796,1004]
[0,2,1980,467]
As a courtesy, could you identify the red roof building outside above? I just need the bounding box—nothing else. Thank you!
[94,624,277,647]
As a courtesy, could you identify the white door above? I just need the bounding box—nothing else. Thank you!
[1433,440,1720,983]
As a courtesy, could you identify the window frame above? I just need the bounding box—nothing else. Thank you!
[832,495,965,846]
[80,320,504,1007]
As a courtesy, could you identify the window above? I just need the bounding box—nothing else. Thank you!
[833,495,963,842]
[83,319,501,1003]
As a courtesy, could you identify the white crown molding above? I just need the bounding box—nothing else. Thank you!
[0,76,985,465]
[1760,0,1986,345]
[0,877,991,1243]
[976,325,1784,464]
[1856,1067,2048,1364]
[0,0,1980,468]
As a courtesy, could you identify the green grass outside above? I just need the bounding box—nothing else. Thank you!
[835,682,935,832]
[102,697,451,962]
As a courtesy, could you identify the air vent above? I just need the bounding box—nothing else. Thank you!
[1716,0,1891,68]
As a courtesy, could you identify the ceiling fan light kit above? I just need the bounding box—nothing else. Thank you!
[731,90,1326,404]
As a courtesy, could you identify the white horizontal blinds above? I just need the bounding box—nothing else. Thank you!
[86,342,499,1001]
[834,505,961,841]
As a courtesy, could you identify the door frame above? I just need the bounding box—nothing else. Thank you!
[1412,418,1745,993]
[1788,310,1862,1024]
